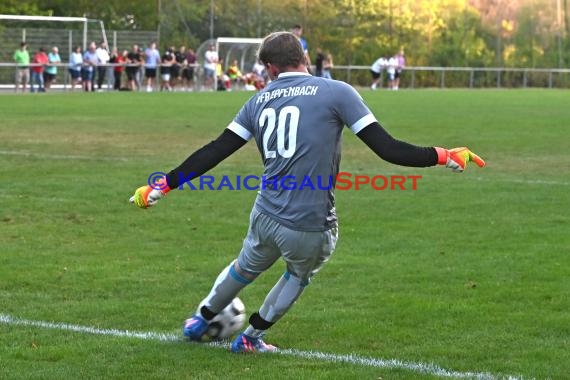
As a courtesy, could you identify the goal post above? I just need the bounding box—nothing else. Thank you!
[197,37,263,90]
[0,14,109,90]
[0,14,108,51]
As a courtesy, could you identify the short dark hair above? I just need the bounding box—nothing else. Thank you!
[20,41,27,47]
[258,32,305,69]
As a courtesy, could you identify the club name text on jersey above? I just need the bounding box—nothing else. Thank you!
[256,85,319,104]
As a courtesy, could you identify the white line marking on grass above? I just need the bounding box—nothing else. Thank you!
[0,314,178,342]
[0,314,523,380]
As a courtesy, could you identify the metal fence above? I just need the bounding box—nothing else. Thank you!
[0,26,158,86]
[331,65,570,89]
[3,63,569,92]
[0,27,158,60]
[2,27,570,91]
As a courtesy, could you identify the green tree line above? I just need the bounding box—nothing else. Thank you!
[1,0,569,68]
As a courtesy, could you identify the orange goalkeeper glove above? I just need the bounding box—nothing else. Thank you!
[129,176,170,208]
[435,147,486,172]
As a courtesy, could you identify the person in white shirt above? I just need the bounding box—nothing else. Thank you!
[95,41,110,91]
[386,56,398,90]
[370,57,386,90]
[144,41,161,92]
[68,45,83,92]
[203,44,218,90]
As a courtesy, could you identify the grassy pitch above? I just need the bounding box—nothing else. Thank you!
[0,89,568,379]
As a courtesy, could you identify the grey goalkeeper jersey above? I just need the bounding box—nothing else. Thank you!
[227,72,377,231]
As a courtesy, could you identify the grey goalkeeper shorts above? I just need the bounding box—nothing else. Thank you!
[237,207,338,285]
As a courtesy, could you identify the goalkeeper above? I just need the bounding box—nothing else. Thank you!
[130,31,485,353]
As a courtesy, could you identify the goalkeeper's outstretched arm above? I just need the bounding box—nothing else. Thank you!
[165,129,248,189]
[356,122,485,172]
[130,129,247,208]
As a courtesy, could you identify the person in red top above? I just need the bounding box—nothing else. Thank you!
[31,47,48,93]
[110,48,127,90]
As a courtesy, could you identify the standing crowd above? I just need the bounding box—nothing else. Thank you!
[13,40,201,93]
[12,24,407,93]
[13,41,62,93]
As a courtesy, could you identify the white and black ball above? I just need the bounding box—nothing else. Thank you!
[198,297,246,340]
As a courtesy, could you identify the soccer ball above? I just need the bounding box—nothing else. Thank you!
[198,297,246,340]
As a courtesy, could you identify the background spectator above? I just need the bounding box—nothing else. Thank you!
[126,44,141,91]
[44,46,61,90]
[13,41,30,93]
[82,41,98,92]
[251,59,267,89]
[386,55,398,90]
[109,47,126,90]
[203,43,218,90]
[144,41,160,92]
[68,45,83,92]
[394,49,406,90]
[30,47,48,93]
[160,48,175,92]
[226,59,244,89]
[292,24,311,73]
[95,41,110,91]
[323,53,334,79]
[171,45,185,90]
[370,57,387,90]
[215,57,231,91]
[182,47,197,91]
[314,48,324,77]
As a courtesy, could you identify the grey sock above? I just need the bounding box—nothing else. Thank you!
[260,273,305,322]
[200,261,252,315]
